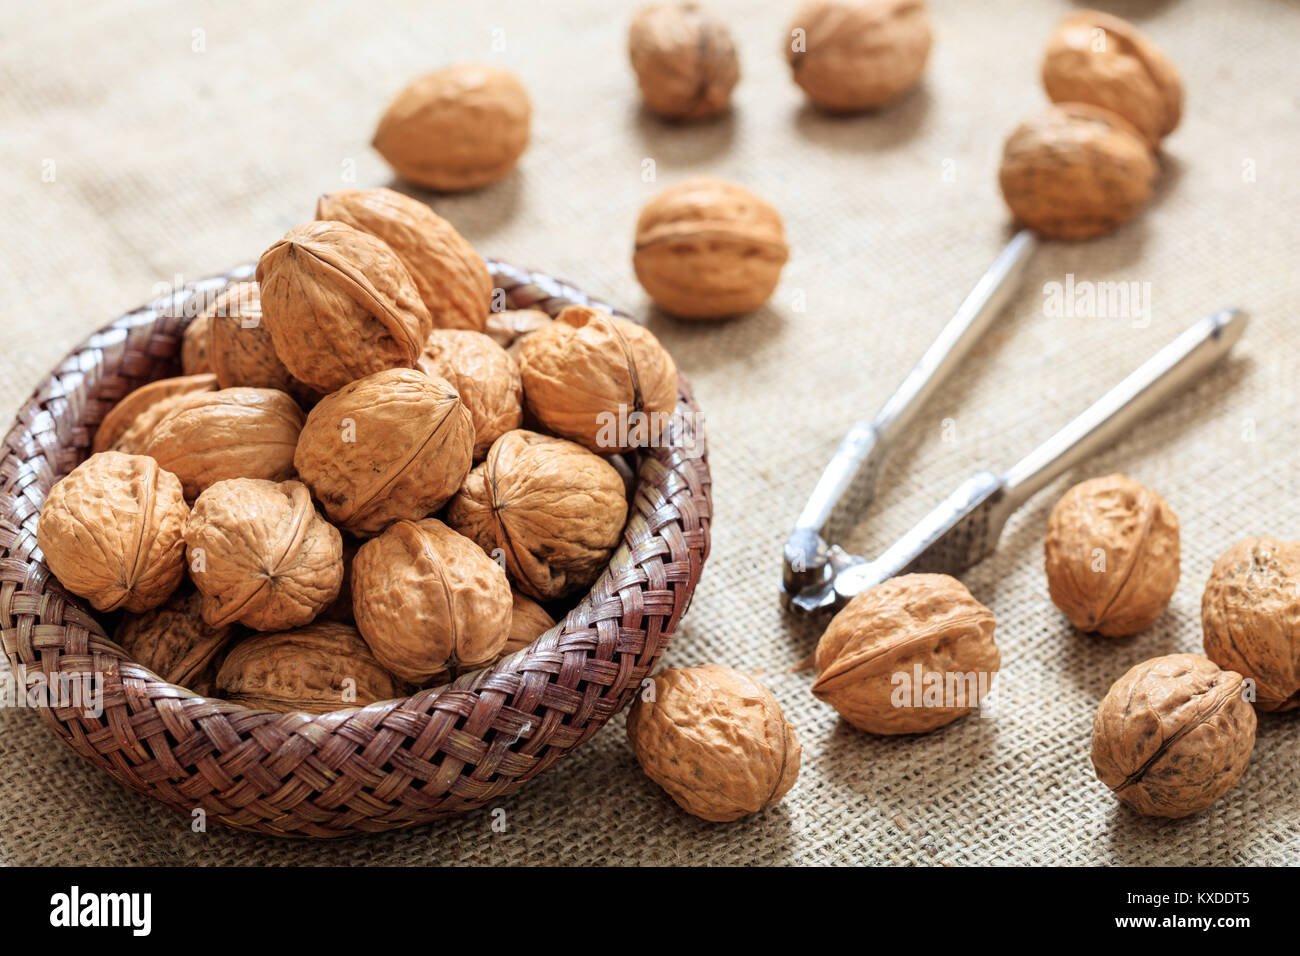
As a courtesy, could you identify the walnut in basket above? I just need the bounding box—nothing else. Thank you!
[504,591,556,655]
[216,621,405,714]
[352,518,512,684]
[205,282,317,406]
[484,308,553,354]
[628,2,739,121]
[294,368,473,536]
[316,187,493,332]
[417,329,523,459]
[256,220,432,393]
[92,373,218,455]
[184,478,343,631]
[181,311,213,375]
[37,451,189,613]
[445,430,629,602]
[115,588,233,696]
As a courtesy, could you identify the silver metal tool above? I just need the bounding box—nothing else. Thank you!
[784,308,1248,615]
[782,228,1040,607]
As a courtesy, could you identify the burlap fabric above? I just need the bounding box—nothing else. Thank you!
[2,0,1297,865]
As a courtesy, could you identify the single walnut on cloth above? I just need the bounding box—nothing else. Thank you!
[445,430,629,602]
[1092,654,1256,818]
[206,282,317,406]
[418,329,523,459]
[812,573,999,734]
[1044,474,1179,637]
[184,478,343,632]
[633,177,788,319]
[1202,537,1300,712]
[628,3,739,121]
[216,622,404,714]
[115,588,233,695]
[256,220,433,393]
[373,64,531,192]
[352,518,512,684]
[92,373,217,455]
[999,103,1157,241]
[37,451,189,613]
[294,368,473,536]
[316,188,493,332]
[785,0,933,112]
[1042,11,1183,148]
[519,306,677,453]
[626,665,801,822]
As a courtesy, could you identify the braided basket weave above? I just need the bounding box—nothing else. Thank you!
[0,261,711,838]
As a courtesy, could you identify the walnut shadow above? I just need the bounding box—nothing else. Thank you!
[791,84,931,153]
[631,104,737,165]
[382,170,524,239]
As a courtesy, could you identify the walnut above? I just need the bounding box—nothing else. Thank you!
[518,306,677,453]
[504,590,556,655]
[1091,654,1256,818]
[998,103,1157,241]
[485,308,553,354]
[93,373,217,455]
[812,573,999,734]
[215,622,404,714]
[373,64,531,192]
[351,518,511,684]
[785,0,933,112]
[445,430,629,602]
[417,329,522,459]
[626,665,801,822]
[115,588,233,694]
[256,220,433,393]
[633,177,789,319]
[140,387,305,499]
[184,478,343,631]
[36,451,189,613]
[1202,538,1300,712]
[1044,474,1179,637]
[319,534,361,624]
[317,187,492,332]
[1042,11,1182,148]
[181,312,213,375]
[206,282,317,406]
[294,368,473,536]
[628,3,739,121]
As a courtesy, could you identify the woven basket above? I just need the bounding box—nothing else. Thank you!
[0,261,711,838]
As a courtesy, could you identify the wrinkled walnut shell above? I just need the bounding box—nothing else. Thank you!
[519,305,678,453]
[786,0,933,112]
[184,478,343,631]
[140,387,305,499]
[1042,11,1183,148]
[485,308,553,354]
[1092,653,1256,818]
[1202,537,1300,712]
[37,452,189,613]
[352,518,511,684]
[629,3,739,121]
[813,573,999,734]
[115,588,233,694]
[257,220,433,393]
[1044,474,1179,637]
[633,177,789,319]
[373,64,531,192]
[294,368,473,536]
[504,590,557,655]
[93,373,218,455]
[445,430,629,602]
[998,103,1157,241]
[216,622,404,714]
[626,665,801,822]
[206,282,317,405]
[418,329,523,459]
[317,187,492,332]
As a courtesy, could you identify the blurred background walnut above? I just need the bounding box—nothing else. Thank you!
[317,187,493,332]
[115,588,233,695]
[180,312,213,375]
[628,2,739,121]
[633,177,788,319]
[206,282,318,406]
[184,478,343,631]
[1202,537,1300,712]
[813,573,998,734]
[257,220,432,392]
[37,452,189,613]
[626,665,800,822]
[785,0,933,112]
[294,368,473,536]
[485,308,553,355]
[1092,654,1256,817]
[1044,474,1179,637]
[446,430,629,602]
[140,386,304,499]
[519,305,677,453]
[92,373,217,455]
[373,64,531,192]
[215,622,404,714]
[352,518,511,684]
[418,329,522,459]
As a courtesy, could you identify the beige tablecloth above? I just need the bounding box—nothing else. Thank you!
[2,0,1298,866]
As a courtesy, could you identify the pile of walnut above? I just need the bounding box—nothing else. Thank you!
[36,186,679,713]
